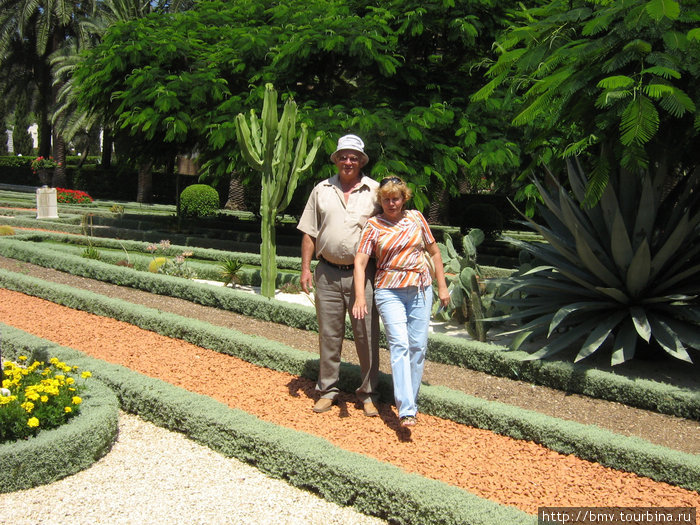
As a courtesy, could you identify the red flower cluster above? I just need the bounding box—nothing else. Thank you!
[30,156,60,174]
[56,188,93,204]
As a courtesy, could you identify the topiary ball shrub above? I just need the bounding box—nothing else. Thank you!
[180,184,219,218]
[454,203,504,239]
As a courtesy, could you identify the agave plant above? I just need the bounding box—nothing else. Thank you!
[499,159,699,365]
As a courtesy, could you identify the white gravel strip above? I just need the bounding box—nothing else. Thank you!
[0,412,387,525]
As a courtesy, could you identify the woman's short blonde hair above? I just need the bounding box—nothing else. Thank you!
[377,176,412,202]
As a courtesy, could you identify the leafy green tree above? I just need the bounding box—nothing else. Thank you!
[0,0,96,186]
[472,0,700,205]
[73,0,513,209]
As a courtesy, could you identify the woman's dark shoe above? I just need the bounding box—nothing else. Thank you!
[400,415,417,427]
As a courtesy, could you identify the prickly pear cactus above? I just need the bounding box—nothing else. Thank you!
[235,84,322,298]
[435,228,490,341]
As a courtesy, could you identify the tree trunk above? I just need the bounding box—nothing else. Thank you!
[101,129,113,168]
[136,160,154,203]
[224,171,247,210]
[36,56,53,159]
[52,134,67,188]
[427,187,448,224]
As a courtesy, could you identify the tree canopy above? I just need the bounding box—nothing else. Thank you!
[472,0,700,206]
[73,0,511,209]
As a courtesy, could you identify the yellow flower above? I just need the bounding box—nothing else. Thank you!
[72,396,82,405]
[49,357,59,365]
[64,406,72,413]
[0,395,17,405]
[19,355,27,362]
[81,371,92,379]
[25,391,40,401]
[40,395,49,403]
[66,377,75,385]
[27,417,39,428]
[21,401,34,413]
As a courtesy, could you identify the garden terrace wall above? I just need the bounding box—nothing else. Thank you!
[1,275,698,492]
[0,239,696,422]
[1,325,533,525]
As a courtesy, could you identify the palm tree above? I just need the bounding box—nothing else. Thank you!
[52,0,194,201]
[0,0,95,185]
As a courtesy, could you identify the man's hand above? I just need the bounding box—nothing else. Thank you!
[300,268,314,294]
[300,233,316,294]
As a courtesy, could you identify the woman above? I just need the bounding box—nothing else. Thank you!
[351,176,449,427]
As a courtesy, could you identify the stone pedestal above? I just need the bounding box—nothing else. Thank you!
[36,186,59,219]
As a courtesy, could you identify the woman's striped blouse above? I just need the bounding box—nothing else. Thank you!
[357,209,435,289]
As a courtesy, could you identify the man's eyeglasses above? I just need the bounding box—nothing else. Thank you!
[380,176,402,187]
[337,155,361,164]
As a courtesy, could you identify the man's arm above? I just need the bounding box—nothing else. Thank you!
[300,233,316,293]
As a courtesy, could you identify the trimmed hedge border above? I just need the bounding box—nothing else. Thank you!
[1,237,697,421]
[1,326,533,525]
[0,215,301,255]
[0,371,119,493]
[1,273,698,492]
[9,231,307,271]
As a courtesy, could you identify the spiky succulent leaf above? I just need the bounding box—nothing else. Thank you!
[500,158,699,365]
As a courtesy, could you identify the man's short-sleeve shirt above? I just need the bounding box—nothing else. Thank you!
[297,174,380,266]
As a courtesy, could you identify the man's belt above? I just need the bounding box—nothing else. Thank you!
[319,255,354,271]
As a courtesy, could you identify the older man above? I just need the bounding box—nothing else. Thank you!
[297,134,381,416]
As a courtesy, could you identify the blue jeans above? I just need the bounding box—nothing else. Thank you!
[374,286,432,418]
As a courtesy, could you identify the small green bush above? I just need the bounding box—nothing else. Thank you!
[81,246,101,260]
[180,184,219,218]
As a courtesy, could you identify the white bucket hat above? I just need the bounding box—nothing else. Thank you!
[330,134,369,166]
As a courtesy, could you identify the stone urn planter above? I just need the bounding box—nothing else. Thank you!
[37,169,53,186]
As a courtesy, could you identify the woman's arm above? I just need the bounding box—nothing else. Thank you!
[426,241,450,308]
[351,252,371,319]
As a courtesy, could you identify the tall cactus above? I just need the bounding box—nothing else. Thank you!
[235,83,322,298]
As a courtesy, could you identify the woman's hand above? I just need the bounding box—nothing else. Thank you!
[438,285,450,309]
[352,299,368,319]
[352,252,371,319]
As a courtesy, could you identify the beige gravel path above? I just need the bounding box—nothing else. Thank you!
[0,412,386,525]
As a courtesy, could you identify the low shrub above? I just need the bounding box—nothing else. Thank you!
[0,225,14,236]
[180,184,219,218]
[81,246,101,260]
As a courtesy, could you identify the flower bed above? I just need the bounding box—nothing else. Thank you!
[0,359,119,493]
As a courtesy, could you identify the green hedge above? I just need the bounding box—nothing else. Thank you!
[13,230,308,271]
[1,325,533,525]
[1,236,696,422]
[0,214,302,255]
[0,371,119,493]
[1,272,698,492]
